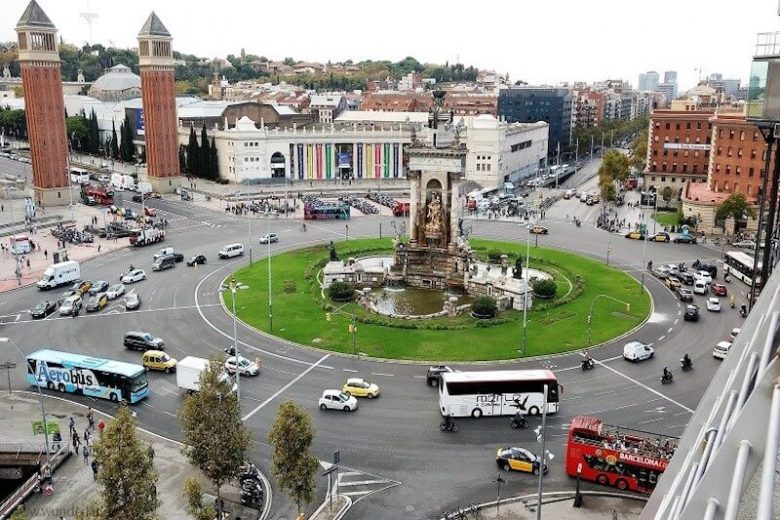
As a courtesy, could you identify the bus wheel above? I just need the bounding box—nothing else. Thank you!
[47,382,54,391]
[57,383,66,393]
[597,474,609,486]
[471,408,483,418]
[109,393,119,402]
[616,478,628,491]
[528,406,540,416]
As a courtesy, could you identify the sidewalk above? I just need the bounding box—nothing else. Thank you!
[474,493,644,520]
[0,392,261,520]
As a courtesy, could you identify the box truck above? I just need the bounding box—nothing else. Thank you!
[176,356,236,393]
[37,260,81,290]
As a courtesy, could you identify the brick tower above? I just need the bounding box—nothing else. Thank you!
[15,0,70,207]
[137,12,180,193]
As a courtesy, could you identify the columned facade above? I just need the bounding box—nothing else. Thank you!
[137,12,180,193]
[15,0,69,206]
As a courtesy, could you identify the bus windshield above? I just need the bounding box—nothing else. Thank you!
[130,371,148,394]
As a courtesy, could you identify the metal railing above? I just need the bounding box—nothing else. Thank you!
[642,271,780,519]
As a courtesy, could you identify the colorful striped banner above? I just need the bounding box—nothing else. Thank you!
[307,144,314,179]
[325,144,332,180]
[383,143,391,178]
[356,143,363,178]
[365,144,372,179]
[297,144,304,180]
[315,143,323,180]
[393,143,399,178]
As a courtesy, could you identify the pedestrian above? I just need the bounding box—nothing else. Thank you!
[72,434,80,455]
[87,407,95,430]
[69,416,75,435]
[1,204,3,212]
[26,258,30,270]
[98,244,101,252]
[44,249,48,260]
[83,445,90,463]
[91,459,99,480]
[148,445,155,461]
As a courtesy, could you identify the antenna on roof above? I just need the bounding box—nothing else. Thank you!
[80,0,98,44]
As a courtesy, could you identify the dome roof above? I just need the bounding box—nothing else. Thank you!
[90,64,141,93]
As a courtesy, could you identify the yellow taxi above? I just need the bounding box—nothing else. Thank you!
[342,378,380,398]
[496,447,548,475]
[142,350,177,373]
[624,231,645,240]
[529,225,549,235]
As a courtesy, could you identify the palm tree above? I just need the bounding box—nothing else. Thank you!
[715,193,757,235]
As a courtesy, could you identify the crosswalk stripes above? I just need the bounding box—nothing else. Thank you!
[330,464,401,503]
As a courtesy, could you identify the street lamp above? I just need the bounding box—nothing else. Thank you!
[520,217,534,355]
[534,384,555,520]
[267,215,273,331]
[0,337,52,469]
[494,474,506,514]
[218,278,248,400]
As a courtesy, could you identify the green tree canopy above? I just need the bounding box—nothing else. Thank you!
[598,150,630,192]
[180,357,251,506]
[715,193,757,234]
[268,400,319,514]
[629,129,649,171]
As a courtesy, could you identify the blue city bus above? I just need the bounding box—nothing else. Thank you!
[26,349,149,404]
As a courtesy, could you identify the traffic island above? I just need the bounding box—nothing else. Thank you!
[227,238,651,361]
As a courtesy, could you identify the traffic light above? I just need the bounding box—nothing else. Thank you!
[326,312,332,321]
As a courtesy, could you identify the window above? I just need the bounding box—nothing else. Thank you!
[662,163,667,172]
[697,122,702,130]
[753,131,759,142]
[716,164,721,172]
[726,165,731,175]
[693,164,699,174]
[738,148,743,158]
[719,129,723,139]
[729,130,735,140]
[666,123,671,130]
[661,176,667,181]
[727,147,732,157]
[682,164,688,173]
[752,149,757,159]
[672,164,677,173]
[740,130,745,141]
[651,176,657,181]
[663,149,669,156]
[671,177,676,183]
[653,149,658,156]
[706,136,711,144]
[655,122,661,129]
[724,181,730,190]
[717,147,722,156]
[736,166,742,176]
[749,167,755,177]
[676,123,681,130]
[686,122,691,130]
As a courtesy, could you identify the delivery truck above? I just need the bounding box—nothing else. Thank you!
[36,260,81,290]
[176,356,236,393]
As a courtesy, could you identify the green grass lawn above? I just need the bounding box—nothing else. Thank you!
[653,211,680,229]
[230,238,651,361]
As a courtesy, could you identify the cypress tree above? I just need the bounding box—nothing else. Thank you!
[210,137,218,180]
[110,121,119,160]
[89,109,100,154]
[199,123,209,179]
[178,145,187,173]
[121,113,135,162]
[186,125,198,176]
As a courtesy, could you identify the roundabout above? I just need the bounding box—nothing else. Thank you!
[227,238,652,361]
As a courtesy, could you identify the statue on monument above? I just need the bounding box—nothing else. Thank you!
[513,257,523,280]
[328,241,339,262]
[425,193,443,235]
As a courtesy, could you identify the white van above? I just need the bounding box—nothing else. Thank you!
[623,341,655,362]
[153,247,174,261]
[693,279,707,295]
[218,243,245,259]
[713,341,732,360]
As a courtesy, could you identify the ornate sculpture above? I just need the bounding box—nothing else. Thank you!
[328,241,339,262]
[425,193,443,236]
[513,257,523,280]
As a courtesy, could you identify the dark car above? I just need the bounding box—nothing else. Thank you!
[679,272,695,285]
[88,280,110,295]
[674,234,698,244]
[684,304,700,322]
[677,287,694,302]
[31,300,57,319]
[186,254,207,266]
[123,331,164,351]
[694,262,718,278]
[171,252,184,262]
[711,282,728,297]
[82,196,97,206]
[426,365,456,386]
[131,193,150,203]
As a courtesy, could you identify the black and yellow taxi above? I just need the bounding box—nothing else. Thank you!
[624,230,645,240]
[529,225,549,235]
[85,292,109,312]
[649,232,671,242]
[496,447,548,475]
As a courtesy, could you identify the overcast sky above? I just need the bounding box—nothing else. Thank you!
[3,0,778,91]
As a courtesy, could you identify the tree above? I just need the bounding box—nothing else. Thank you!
[66,114,89,151]
[8,507,29,520]
[715,192,757,234]
[183,478,217,520]
[179,145,187,173]
[180,357,251,510]
[599,176,617,201]
[110,121,119,160]
[120,113,135,162]
[268,400,319,515]
[598,149,630,185]
[209,137,219,180]
[661,186,673,205]
[88,405,159,520]
[629,129,648,171]
[199,123,210,178]
[186,125,199,175]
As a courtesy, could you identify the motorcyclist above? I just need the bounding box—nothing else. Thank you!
[663,366,672,381]
[647,260,653,271]
[513,411,527,428]
[582,351,594,369]
[444,414,455,431]
[682,354,692,369]
[740,304,748,317]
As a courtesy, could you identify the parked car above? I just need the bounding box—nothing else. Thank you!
[259,233,279,244]
[710,283,728,296]
[696,271,713,285]
[426,365,457,386]
[224,356,260,376]
[529,225,549,235]
[653,267,670,279]
[713,340,732,360]
[666,277,682,290]
[124,331,165,351]
[187,254,207,266]
[625,231,645,240]
[674,234,697,244]
[88,280,110,295]
[683,304,700,322]
[706,297,722,312]
[86,293,109,312]
[125,292,140,310]
[71,280,93,296]
[496,447,547,475]
[142,350,177,373]
[623,341,655,362]
[319,390,358,412]
[649,232,671,242]
[31,300,57,319]
[678,287,694,302]
[106,283,125,300]
[121,269,147,284]
[342,378,380,398]
[58,295,82,315]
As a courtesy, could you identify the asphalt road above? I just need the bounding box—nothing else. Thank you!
[0,182,743,520]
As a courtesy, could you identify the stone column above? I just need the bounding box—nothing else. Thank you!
[449,174,459,248]
[409,171,419,245]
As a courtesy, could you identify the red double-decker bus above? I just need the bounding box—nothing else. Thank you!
[565,415,678,493]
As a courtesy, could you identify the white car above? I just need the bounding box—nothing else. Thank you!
[58,295,82,315]
[106,283,126,300]
[623,341,655,362]
[706,297,721,312]
[733,240,757,249]
[224,356,260,376]
[318,390,358,412]
[259,233,279,244]
[729,328,741,341]
[713,340,732,360]
[121,269,147,284]
[695,271,713,285]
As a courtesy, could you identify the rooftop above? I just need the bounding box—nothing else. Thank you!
[138,11,171,38]
[16,0,54,29]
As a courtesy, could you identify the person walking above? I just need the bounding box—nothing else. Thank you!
[72,433,81,455]
[87,407,95,430]
[91,459,99,480]
[44,249,48,260]
[68,416,75,437]
[83,445,90,463]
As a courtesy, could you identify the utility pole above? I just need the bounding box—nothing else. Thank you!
[267,216,273,331]
[536,384,549,520]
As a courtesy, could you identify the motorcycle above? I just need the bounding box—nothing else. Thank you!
[440,419,458,432]
[581,359,595,371]
[511,415,528,429]
[661,372,674,384]
[740,305,748,318]
[681,358,693,372]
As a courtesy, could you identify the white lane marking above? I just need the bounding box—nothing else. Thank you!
[673,319,679,325]
[173,286,179,308]
[163,411,177,418]
[6,303,222,326]
[158,386,178,396]
[141,402,155,409]
[413,375,426,379]
[667,327,673,333]
[638,417,664,425]
[658,335,666,341]
[338,479,393,487]
[594,358,695,413]
[370,372,394,377]
[583,397,663,416]
[242,354,330,422]
[343,368,358,373]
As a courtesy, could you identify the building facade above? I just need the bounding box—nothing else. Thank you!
[309,95,347,124]
[443,93,498,116]
[638,71,659,92]
[137,12,180,193]
[361,92,433,112]
[497,86,572,158]
[15,0,70,206]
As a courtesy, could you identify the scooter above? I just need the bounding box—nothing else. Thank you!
[511,415,528,429]
[440,420,458,432]
[581,359,595,371]
[661,372,674,384]
[681,358,693,372]
[740,305,748,318]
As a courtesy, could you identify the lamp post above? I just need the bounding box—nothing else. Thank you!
[0,337,52,469]
[267,215,273,331]
[535,384,550,520]
[7,187,21,285]
[494,474,506,514]
[587,294,631,346]
[520,217,534,355]
[219,278,248,400]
